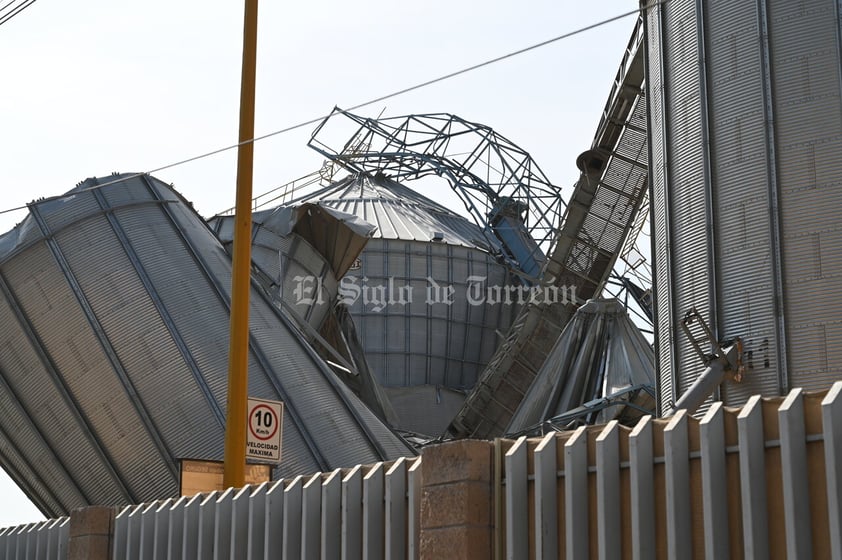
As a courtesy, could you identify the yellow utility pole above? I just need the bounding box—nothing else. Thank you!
[223,0,259,489]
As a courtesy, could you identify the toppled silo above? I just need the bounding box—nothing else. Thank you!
[506,299,655,435]
[0,173,413,517]
[283,172,523,436]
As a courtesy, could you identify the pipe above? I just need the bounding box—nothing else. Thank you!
[672,343,740,414]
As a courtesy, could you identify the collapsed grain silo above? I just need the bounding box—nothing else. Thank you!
[279,172,523,436]
[208,203,397,423]
[645,0,842,412]
[506,298,655,435]
[0,173,413,517]
[210,203,374,337]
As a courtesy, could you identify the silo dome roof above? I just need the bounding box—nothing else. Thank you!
[288,173,505,253]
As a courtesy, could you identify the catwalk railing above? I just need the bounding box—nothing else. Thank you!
[3,384,841,558]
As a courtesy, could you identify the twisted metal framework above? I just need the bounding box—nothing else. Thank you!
[450,15,651,438]
[308,109,564,279]
[604,189,653,328]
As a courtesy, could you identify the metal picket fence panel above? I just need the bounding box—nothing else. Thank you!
[109,456,421,560]
[499,382,842,559]
[5,384,842,559]
[0,517,69,560]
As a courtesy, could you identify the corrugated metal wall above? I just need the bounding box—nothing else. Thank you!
[346,238,516,391]
[0,174,414,518]
[646,1,673,409]
[647,0,842,409]
[769,0,842,393]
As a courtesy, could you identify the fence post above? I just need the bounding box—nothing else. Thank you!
[505,436,528,560]
[822,382,842,559]
[67,506,116,560]
[699,402,729,559]
[565,426,589,559]
[596,420,621,560]
[779,388,813,559]
[407,458,423,560]
[534,432,558,560]
[738,395,770,558]
[419,439,493,559]
[385,458,408,560]
[664,410,691,559]
[363,463,385,560]
[629,415,655,560]
[301,473,323,560]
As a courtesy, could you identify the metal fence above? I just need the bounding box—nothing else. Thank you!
[500,383,842,559]
[4,384,842,558]
[1,456,421,560]
[111,456,422,560]
[0,518,69,559]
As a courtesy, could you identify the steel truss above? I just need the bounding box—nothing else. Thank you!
[308,109,564,280]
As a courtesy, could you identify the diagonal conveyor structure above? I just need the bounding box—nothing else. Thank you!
[449,16,650,438]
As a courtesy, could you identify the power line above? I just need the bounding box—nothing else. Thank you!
[0,0,37,27]
[0,2,664,217]
[0,0,20,14]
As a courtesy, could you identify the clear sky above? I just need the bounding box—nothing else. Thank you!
[0,0,638,526]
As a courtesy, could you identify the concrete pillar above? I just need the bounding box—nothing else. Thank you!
[419,439,494,559]
[67,506,115,560]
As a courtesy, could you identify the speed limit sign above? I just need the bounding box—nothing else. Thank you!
[246,397,283,463]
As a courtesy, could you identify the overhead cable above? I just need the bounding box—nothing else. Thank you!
[0,0,37,27]
[0,1,666,216]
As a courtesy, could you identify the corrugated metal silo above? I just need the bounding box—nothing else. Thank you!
[645,0,842,410]
[286,172,522,435]
[0,173,413,517]
[506,299,655,434]
[210,204,374,336]
[209,204,398,423]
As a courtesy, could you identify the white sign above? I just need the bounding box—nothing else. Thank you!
[246,397,283,463]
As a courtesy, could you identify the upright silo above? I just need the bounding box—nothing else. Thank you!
[645,0,842,411]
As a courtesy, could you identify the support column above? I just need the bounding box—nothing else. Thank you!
[419,440,493,559]
[67,506,115,560]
